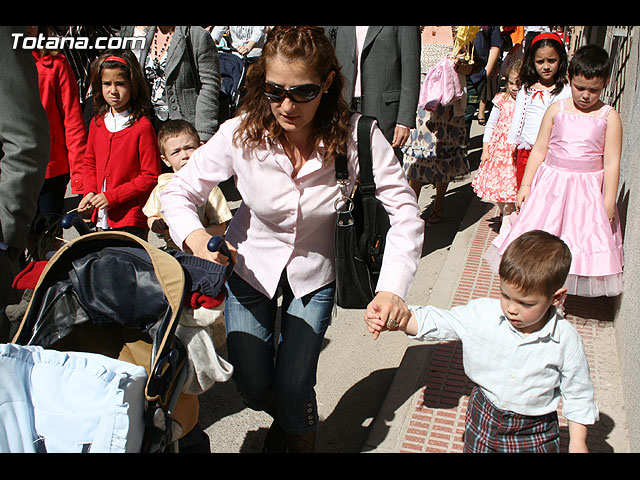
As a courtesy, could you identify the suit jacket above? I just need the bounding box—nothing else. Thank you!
[120,26,221,141]
[0,26,50,250]
[328,26,421,144]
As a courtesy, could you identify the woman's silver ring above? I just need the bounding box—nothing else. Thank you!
[386,317,398,329]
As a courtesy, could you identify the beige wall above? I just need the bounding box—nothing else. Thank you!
[611,26,640,452]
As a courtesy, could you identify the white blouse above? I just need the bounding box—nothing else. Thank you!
[161,114,424,300]
[507,84,572,149]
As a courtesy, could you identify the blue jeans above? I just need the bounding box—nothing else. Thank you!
[224,271,335,434]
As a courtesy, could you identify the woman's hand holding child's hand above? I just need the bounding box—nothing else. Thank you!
[365,303,387,339]
[365,292,414,340]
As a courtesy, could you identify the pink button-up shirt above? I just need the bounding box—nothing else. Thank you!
[161,114,424,300]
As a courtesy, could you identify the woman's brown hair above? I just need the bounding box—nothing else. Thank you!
[233,26,351,166]
[89,49,152,126]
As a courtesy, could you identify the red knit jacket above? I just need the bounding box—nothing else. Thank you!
[32,51,87,193]
[83,115,161,229]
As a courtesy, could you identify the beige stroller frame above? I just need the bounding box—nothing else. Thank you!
[12,230,199,452]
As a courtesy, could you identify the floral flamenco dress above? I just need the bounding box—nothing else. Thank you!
[485,99,624,297]
[402,28,469,187]
[472,93,518,205]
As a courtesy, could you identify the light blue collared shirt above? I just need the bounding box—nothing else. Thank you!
[409,297,599,425]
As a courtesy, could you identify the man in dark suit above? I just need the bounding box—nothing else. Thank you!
[0,26,50,341]
[327,26,421,164]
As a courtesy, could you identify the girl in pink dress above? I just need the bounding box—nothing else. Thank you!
[485,45,624,297]
[472,60,522,221]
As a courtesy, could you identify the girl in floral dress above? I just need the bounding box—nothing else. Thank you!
[402,26,469,224]
[472,60,522,222]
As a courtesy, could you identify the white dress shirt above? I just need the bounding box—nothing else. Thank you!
[409,298,599,425]
[353,26,368,99]
[161,113,424,300]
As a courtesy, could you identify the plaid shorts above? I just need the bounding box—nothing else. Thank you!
[464,386,560,453]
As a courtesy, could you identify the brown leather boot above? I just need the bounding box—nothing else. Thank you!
[262,419,287,453]
[285,431,317,453]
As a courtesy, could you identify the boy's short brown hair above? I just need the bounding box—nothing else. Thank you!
[157,119,200,156]
[499,230,572,298]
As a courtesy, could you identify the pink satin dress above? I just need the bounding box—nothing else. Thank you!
[485,99,624,297]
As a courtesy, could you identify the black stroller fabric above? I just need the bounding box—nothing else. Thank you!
[219,52,244,103]
[16,241,178,359]
[218,51,245,122]
[70,246,168,329]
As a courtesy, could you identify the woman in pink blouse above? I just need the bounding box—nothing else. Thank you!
[161,26,424,452]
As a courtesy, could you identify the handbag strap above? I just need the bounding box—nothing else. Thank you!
[335,115,376,197]
[356,115,376,198]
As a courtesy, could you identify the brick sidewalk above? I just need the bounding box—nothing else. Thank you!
[399,204,622,453]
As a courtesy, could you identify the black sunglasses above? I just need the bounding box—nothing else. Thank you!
[263,81,324,103]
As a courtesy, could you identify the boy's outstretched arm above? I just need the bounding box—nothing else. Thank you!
[568,421,589,453]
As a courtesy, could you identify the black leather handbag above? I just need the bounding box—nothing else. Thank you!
[334,115,391,309]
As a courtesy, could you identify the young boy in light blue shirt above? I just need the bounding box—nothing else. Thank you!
[365,230,598,452]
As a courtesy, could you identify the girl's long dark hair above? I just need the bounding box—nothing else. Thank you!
[89,49,152,126]
[519,39,568,96]
[233,26,351,166]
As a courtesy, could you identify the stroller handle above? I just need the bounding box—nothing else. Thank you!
[207,235,232,258]
[207,235,235,276]
[61,212,92,236]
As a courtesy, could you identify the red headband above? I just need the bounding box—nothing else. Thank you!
[104,56,127,66]
[532,32,563,46]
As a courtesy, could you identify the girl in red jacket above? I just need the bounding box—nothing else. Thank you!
[78,49,161,239]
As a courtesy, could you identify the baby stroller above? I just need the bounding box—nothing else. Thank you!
[0,215,234,453]
[217,45,247,123]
